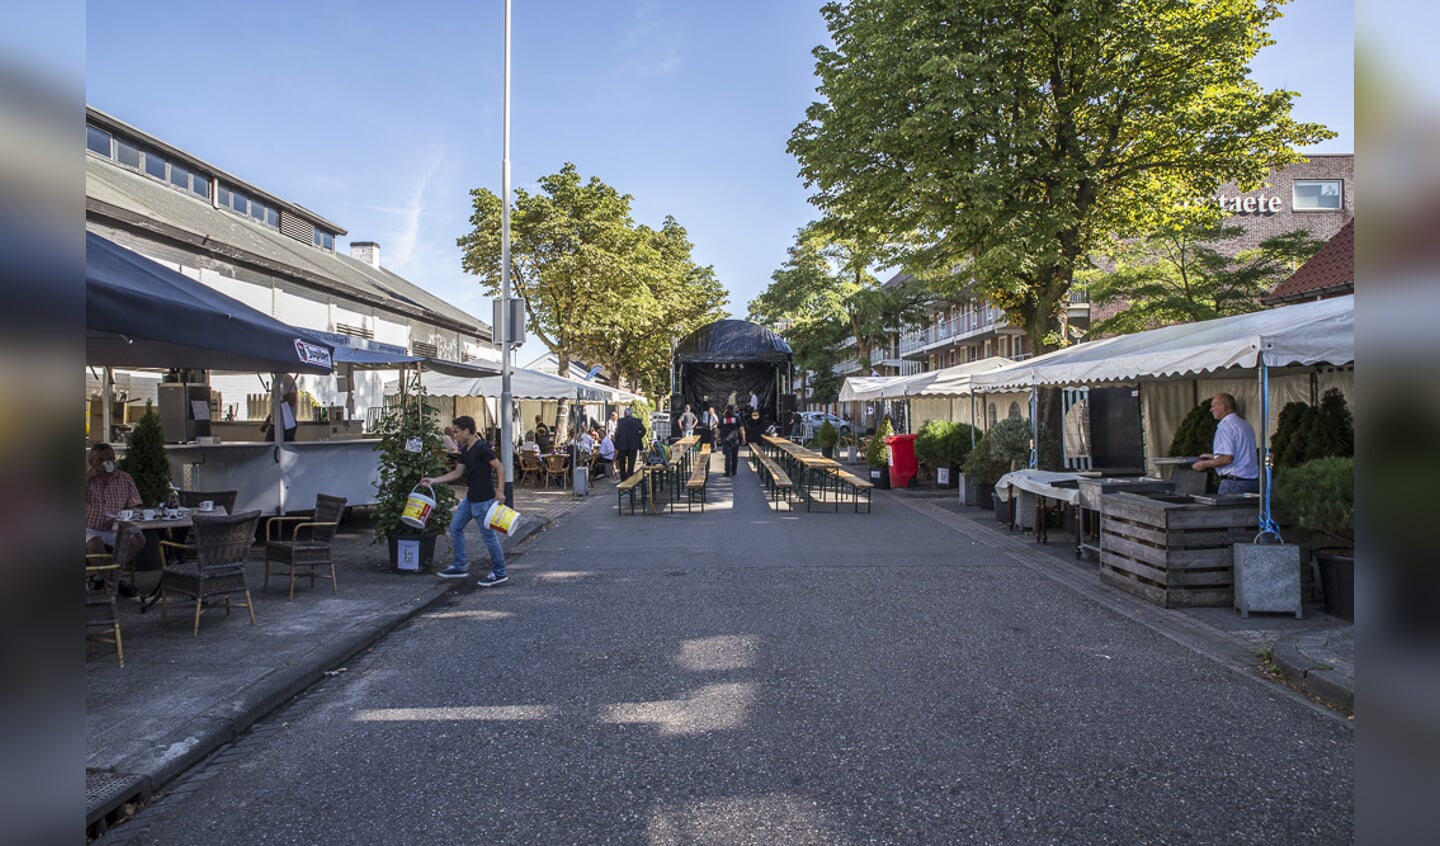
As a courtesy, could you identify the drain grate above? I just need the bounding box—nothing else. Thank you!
[86,770,149,837]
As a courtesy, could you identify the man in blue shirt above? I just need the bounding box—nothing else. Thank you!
[421,416,508,587]
[1192,393,1259,495]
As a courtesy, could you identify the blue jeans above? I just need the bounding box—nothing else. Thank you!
[449,497,505,575]
[1218,477,1259,495]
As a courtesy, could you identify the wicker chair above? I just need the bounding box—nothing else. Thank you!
[86,525,140,667]
[543,454,569,488]
[263,494,347,599]
[517,452,543,487]
[158,510,261,636]
[168,490,239,562]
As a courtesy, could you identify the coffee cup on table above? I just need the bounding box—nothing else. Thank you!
[199,500,214,512]
[117,509,134,521]
[165,508,179,519]
[141,509,155,521]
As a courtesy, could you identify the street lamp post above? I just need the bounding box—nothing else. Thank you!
[499,0,514,508]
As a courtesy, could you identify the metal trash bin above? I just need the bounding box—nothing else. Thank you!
[572,465,589,497]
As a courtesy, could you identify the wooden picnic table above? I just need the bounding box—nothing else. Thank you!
[761,435,844,495]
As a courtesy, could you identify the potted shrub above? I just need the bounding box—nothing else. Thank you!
[962,428,1007,510]
[968,418,1032,521]
[914,419,950,487]
[372,381,457,572]
[1274,456,1354,620]
[118,401,172,508]
[939,421,977,491]
[816,419,839,459]
[866,415,894,489]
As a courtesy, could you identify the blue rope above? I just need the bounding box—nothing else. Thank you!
[1256,364,1284,544]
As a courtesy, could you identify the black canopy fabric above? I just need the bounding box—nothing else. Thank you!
[86,231,332,373]
[674,319,792,364]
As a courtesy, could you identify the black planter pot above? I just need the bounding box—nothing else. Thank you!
[935,465,960,489]
[1315,549,1354,621]
[388,533,439,573]
[869,465,890,489]
[821,446,834,459]
[974,482,995,510]
[993,492,1013,525]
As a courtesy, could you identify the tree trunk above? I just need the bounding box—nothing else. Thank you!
[554,352,572,444]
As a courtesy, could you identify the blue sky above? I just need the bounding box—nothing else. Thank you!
[85,0,1353,327]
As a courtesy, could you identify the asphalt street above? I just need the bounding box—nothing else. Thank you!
[110,454,1353,845]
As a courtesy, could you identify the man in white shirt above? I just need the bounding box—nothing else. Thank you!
[1192,393,1259,495]
[594,431,616,478]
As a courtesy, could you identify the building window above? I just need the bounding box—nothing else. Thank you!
[988,403,998,427]
[1293,180,1342,211]
[116,139,142,169]
[1008,401,1022,420]
[86,126,112,156]
[312,227,335,251]
[144,153,166,180]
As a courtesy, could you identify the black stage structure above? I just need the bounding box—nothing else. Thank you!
[671,319,794,441]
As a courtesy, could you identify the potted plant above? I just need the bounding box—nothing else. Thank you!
[966,418,1032,520]
[940,421,978,490]
[372,380,457,572]
[913,419,949,487]
[866,415,894,489]
[816,419,839,459]
[1274,456,1354,620]
[118,401,172,508]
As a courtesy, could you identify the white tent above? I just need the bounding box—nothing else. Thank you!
[411,367,611,401]
[968,296,1354,474]
[970,295,1353,390]
[903,357,1015,397]
[837,375,898,402]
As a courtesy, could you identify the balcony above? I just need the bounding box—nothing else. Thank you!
[899,305,1013,360]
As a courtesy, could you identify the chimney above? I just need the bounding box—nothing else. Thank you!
[350,241,381,268]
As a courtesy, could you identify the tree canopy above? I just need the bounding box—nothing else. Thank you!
[1080,221,1325,336]
[749,220,928,402]
[789,0,1334,353]
[457,163,727,403]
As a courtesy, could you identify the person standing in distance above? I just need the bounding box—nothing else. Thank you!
[614,407,647,480]
[678,403,698,439]
[421,416,509,587]
[718,404,746,477]
[1192,392,1259,495]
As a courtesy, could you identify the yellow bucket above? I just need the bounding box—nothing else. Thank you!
[400,485,437,529]
[484,501,522,535]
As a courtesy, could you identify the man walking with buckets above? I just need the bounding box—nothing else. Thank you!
[421,416,508,587]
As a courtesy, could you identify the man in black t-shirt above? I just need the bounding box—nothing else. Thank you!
[718,405,746,477]
[421,416,509,587]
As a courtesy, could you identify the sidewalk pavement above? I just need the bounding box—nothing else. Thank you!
[88,471,1353,837]
[85,480,594,837]
[889,484,1356,715]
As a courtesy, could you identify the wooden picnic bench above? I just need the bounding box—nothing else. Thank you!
[616,470,646,515]
[685,448,710,512]
[751,450,794,509]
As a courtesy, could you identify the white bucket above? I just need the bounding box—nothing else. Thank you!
[484,501,523,535]
[400,485,437,529]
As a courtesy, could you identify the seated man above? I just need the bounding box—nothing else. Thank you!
[85,442,146,597]
[573,427,594,457]
[593,430,617,478]
[520,430,540,454]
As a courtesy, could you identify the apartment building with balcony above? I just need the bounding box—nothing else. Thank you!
[851,155,1354,382]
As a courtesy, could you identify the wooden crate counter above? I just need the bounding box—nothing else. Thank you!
[1098,492,1258,608]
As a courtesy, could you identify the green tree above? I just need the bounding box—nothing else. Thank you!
[459,164,725,430]
[1081,223,1325,336]
[789,0,1334,354]
[749,221,928,400]
[580,217,727,400]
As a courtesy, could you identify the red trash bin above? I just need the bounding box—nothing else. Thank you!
[886,433,919,489]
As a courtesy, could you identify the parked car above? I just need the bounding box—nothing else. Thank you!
[799,411,850,435]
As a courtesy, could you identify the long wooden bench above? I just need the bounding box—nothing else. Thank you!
[685,451,710,512]
[616,470,646,515]
[832,468,874,514]
[751,451,794,509]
